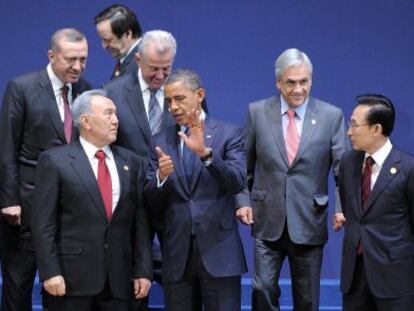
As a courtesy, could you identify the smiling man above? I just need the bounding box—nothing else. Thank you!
[0,28,91,311]
[95,4,142,80]
[235,48,347,311]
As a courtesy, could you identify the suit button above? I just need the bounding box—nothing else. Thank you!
[104,243,108,249]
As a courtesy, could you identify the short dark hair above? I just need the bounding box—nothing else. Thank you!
[49,28,86,52]
[94,4,142,39]
[356,93,395,137]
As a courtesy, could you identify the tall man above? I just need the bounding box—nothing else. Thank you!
[236,48,347,311]
[145,69,247,310]
[339,94,414,310]
[31,89,152,310]
[95,4,142,80]
[0,28,91,311]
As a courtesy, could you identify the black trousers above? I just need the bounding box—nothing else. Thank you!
[42,279,128,311]
[252,226,323,311]
[0,221,37,311]
[164,237,241,311]
[343,255,414,311]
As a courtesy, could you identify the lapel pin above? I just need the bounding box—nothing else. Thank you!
[311,119,316,125]
[123,165,129,171]
[206,134,212,138]
[390,167,397,174]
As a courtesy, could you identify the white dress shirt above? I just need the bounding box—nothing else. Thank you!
[46,63,72,122]
[364,138,393,190]
[79,137,120,212]
[138,69,164,120]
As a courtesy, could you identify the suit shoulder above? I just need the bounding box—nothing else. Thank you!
[249,96,277,111]
[6,70,44,90]
[104,73,135,92]
[76,77,92,91]
[311,97,342,114]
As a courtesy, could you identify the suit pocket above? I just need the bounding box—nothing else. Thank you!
[389,243,414,260]
[57,244,83,255]
[313,194,328,208]
[251,189,266,201]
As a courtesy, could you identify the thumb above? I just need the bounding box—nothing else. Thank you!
[155,146,166,159]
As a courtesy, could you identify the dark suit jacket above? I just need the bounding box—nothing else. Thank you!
[236,96,347,245]
[144,119,247,282]
[111,45,138,80]
[0,69,91,226]
[104,73,174,158]
[31,142,152,299]
[339,147,414,298]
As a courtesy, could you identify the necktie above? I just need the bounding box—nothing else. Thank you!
[61,85,73,143]
[148,89,162,135]
[357,156,375,254]
[111,61,121,79]
[285,109,299,165]
[182,128,194,186]
[96,150,112,220]
[361,156,375,207]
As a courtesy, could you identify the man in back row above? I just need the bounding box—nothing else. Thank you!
[95,4,142,80]
[0,28,91,311]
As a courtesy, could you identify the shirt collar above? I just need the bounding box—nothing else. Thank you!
[365,138,393,167]
[79,136,113,161]
[120,38,140,63]
[280,95,308,120]
[46,63,72,94]
[137,68,165,94]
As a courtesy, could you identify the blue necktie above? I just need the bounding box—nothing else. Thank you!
[148,89,162,135]
[182,127,194,186]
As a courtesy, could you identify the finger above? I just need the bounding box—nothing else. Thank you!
[155,146,166,159]
[247,210,254,224]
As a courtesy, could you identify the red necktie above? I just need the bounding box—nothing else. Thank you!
[61,85,73,143]
[357,156,375,254]
[361,156,375,207]
[96,150,112,220]
[285,109,299,165]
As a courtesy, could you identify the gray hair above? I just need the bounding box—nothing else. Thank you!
[72,89,108,129]
[165,69,203,91]
[274,48,313,79]
[49,28,86,52]
[137,30,177,61]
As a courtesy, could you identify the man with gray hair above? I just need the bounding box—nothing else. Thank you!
[236,48,347,310]
[31,89,152,310]
[0,28,91,311]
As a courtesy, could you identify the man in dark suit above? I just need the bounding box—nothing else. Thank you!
[0,28,91,311]
[236,48,347,311]
[145,69,247,310]
[31,89,152,310]
[95,4,142,80]
[339,94,414,311]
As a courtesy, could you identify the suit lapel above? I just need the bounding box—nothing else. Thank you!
[293,97,318,166]
[68,142,108,220]
[111,147,129,218]
[125,75,152,145]
[166,125,190,193]
[266,97,289,167]
[352,152,365,218]
[36,70,67,143]
[363,148,401,215]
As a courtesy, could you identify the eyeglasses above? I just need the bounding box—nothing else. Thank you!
[348,121,370,129]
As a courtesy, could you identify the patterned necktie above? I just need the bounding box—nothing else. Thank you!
[148,89,162,135]
[361,156,375,207]
[61,85,73,143]
[111,61,121,79]
[182,128,194,186]
[285,109,299,165]
[96,150,112,220]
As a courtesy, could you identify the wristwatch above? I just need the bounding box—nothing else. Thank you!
[200,147,212,162]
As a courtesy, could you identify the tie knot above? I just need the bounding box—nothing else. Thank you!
[287,109,295,119]
[150,88,158,97]
[365,156,375,168]
[95,150,106,160]
[61,84,69,96]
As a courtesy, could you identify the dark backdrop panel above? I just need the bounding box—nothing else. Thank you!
[1,0,413,279]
